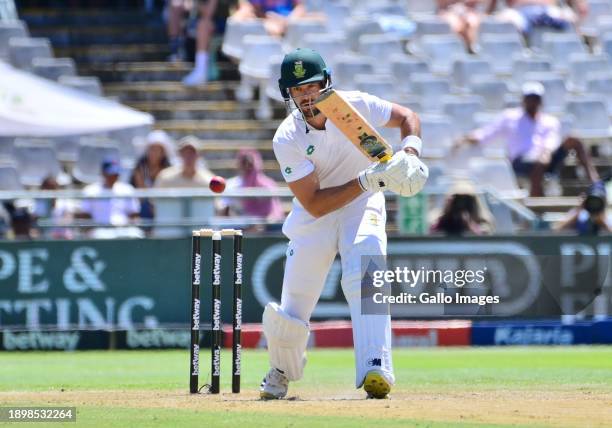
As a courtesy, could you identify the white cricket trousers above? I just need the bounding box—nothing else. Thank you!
[279,192,394,387]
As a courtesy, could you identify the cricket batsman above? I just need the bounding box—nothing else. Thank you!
[259,48,428,399]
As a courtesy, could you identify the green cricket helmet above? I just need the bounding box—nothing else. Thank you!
[278,48,331,100]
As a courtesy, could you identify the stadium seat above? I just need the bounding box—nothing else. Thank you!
[358,34,405,72]
[404,0,437,16]
[541,33,587,72]
[332,55,375,90]
[344,18,383,52]
[479,34,526,74]
[478,18,520,36]
[468,158,521,195]
[419,114,455,157]
[58,75,103,96]
[390,56,430,93]
[601,33,612,62]
[566,97,612,139]
[31,57,76,81]
[0,159,22,190]
[284,20,328,50]
[452,57,493,88]
[52,135,81,163]
[522,72,567,113]
[103,133,141,167]
[73,141,122,184]
[596,16,612,38]
[238,35,284,80]
[264,55,285,102]
[581,0,612,35]
[355,74,396,99]
[414,16,452,37]
[14,139,62,187]
[418,34,465,74]
[512,57,552,88]
[221,18,267,60]
[528,24,578,49]
[410,73,453,112]
[585,73,612,114]
[0,137,15,159]
[567,53,610,92]
[469,79,511,111]
[0,20,28,60]
[8,37,53,71]
[321,1,351,33]
[442,96,484,134]
[302,33,347,68]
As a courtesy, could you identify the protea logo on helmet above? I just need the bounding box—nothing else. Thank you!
[293,61,306,78]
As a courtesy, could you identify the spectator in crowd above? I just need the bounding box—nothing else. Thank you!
[167,0,191,62]
[486,0,588,37]
[3,202,37,240]
[155,136,214,187]
[231,0,309,37]
[217,148,284,220]
[430,180,494,235]
[34,175,77,239]
[457,81,600,197]
[438,0,484,53]
[130,130,173,221]
[181,0,238,85]
[0,203,10,239]
[556,181,610,235]
[75,158,141,237]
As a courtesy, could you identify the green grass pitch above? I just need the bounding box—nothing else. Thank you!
[1,347,611,427]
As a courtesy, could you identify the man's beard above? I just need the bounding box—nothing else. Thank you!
[300,104,321,118]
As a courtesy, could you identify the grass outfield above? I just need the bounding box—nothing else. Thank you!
[1,347,611,427]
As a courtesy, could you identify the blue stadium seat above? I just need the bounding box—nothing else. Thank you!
[221,19,267,61]
[0,159,22,191]
[410,73,453,112]
[566,97,612,139]
[452,56,493,88]
[567,53,610,92]
[480,34,526,74]
[14,139,61,187]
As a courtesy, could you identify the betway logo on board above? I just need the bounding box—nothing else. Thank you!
[234,343,242,375]
[212,299,221,331]
[192,298,200,331]
[213,254,221,286]
[127,329,191,349]
[193,253,201,286]
[2,330,80,351]
[192,343,199,376]
[235,252,243,285]
[235,298,242,330]
[212,348,220,376]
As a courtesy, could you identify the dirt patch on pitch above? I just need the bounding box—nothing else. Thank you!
[2,389,611,427]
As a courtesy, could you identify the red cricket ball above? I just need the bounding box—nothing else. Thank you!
[209,175,226,193]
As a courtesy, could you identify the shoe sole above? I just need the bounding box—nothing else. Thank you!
[260,391,283,400]
[363,372,390,399]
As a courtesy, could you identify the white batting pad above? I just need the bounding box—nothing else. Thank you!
[262,302,310,381]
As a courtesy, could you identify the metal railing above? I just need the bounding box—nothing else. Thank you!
[0,186,539,236]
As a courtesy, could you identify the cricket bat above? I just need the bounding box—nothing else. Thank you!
[314,89,393,162]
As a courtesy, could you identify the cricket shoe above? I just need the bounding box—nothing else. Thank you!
[259,368,289,400]
[363,370,391,399]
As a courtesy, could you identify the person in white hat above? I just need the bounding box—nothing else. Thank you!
[458,81,599,196]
